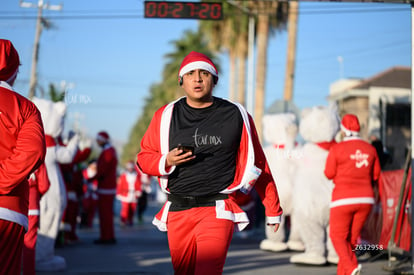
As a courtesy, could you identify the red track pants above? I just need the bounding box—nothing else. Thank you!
[98,194,115,240]
[0,220,25,275]
[63,199,80,241]
[329,203,372,275]
[120,202,137,225]
[167,207,234,275]
[22,215,39,275]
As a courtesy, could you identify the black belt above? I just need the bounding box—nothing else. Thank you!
[168,193,228,211]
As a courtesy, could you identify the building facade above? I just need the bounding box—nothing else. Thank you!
[328,66,411,170]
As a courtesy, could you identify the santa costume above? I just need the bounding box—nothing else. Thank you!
[325,114,381,275]
[60,140,92,243]
[23,163,50,275]
[81,160,99,228]
[137,51,283,275]
[116,161,142,226]
[91,131,118,244]
[0,39,46,275]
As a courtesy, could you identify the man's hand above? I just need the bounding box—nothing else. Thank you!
[267,223,280,233]
[165,147,195,168]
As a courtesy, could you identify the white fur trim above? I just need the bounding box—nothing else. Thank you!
[215,200,249,231]
[220,101,261,194]
[340,124,359,136]
[96,135,108,143]
[0,207,28,230]
[179,61,217,77]
[0,80,13,90]
[158,154,176,176]
[152,201,171,232]
[28,209,40,216]
[158,97,183,192]
[266,215,282,225]
[330,197,374,208]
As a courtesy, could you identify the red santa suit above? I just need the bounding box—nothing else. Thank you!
[91,131,118,243]
[82,162,98,227]
[324,114,381,275]
[137,95,283,274]
[61,144,92,243]
[23,163,50,275]
[116,162,142,226]
[0,40,46,275]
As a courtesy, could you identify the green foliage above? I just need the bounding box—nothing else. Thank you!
[120,29,220,165]
[48,83,65,102]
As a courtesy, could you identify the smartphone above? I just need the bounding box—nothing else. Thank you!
[177,144,194,155]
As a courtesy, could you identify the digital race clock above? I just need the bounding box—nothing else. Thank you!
[144,1,223,20]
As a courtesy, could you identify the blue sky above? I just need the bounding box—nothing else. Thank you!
[2,0,412,144]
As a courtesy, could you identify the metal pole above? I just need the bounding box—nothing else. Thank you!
[247,16,255,115]
[28,2,43,99]
[20,0,62,99]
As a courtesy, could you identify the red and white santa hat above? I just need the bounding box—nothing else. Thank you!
[340,114,360,136]
[178,51,218,78]
[0,39,20,82]
[96,131,110,143]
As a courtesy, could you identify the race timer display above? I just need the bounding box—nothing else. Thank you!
[144,1,223,20]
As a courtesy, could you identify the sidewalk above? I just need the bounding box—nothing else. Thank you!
[36,202,407,275]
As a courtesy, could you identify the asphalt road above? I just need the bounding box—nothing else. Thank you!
[36,202,412,275]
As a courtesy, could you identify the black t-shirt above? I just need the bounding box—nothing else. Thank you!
[168,97,243,196]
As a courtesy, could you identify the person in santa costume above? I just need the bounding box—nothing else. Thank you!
[60,134,92,244]
[324,114,381,275]
[137,51,283,275]
[23,163,50,275]
[0,39,46,275]
[89,131,118,244]
[81,159,98,228]
[116,161,142,226]
[136,167,152,224]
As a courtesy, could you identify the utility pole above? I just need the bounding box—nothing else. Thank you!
[19,0,62,99]
[283,1,299,105]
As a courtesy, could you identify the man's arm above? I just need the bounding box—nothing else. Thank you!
[0,104,46,194]
[247,115,283,229]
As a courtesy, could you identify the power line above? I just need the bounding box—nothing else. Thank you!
[0,6,408,20]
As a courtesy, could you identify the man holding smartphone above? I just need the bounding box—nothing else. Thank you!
[137,51,283,275]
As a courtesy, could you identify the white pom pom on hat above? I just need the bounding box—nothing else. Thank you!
[340,114,360,136]
[178,51,218,78]
[96,131,110,142]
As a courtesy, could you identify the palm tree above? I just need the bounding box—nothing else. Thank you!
[199,0,248,104]
[47,83,65,102]
[121,29,219,164]
[252,1,289,139]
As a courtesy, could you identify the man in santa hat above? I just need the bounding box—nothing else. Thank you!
[0,39,46,275]
[325,114,381,275]
[89,131,118,244]
[137,51,283,275]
